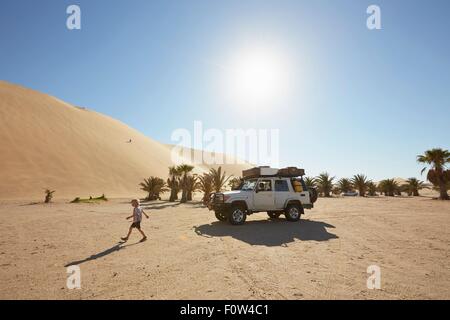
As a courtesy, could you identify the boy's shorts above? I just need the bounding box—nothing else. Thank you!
[130,221,141,229]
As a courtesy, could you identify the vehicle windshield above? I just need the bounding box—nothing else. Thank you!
[241,179,257,191]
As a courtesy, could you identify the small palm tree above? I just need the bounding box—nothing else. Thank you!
[186,174,199,201]
[403,178,429,196]
[167,166,181,202]
[304,177,317,189]
[209,167,231,193]
[166,177,179,201]
[44,189,55,203]
[316,172,335,197]
[352,174,370,197]
[177,164,195,203]
[336,178,353,194]
[367,181,377,196]
[417,148,450,200]
[198,173,214,204]
[378,179,399,197]
[139,177,168,201]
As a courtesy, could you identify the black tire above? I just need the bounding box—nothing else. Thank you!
[284,203,303,222]
[267,211,281,219]
[228,205,247,225]
[215,210,228,222]
[309,187,318,204]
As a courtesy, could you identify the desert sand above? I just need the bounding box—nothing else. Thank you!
[0,81,251,200]
[0,195,448,300]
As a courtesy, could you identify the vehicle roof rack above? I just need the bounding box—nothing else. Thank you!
[243,166,305,179]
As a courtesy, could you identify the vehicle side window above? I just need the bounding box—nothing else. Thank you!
[275,180,289,192]
[257,180,272,192]
[242,179,257,191]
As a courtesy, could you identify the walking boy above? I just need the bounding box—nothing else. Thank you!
[121,199,149,242]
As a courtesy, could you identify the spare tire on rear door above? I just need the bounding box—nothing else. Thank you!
[309,187,318,204]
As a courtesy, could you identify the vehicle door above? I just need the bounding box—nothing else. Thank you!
[253,179,275,211]
[274,179,291,209]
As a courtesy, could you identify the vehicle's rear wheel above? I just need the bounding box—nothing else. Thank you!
[228,205,247,225]
[285,204,303,222]
[215,210,228,222]
[267,211,281,219]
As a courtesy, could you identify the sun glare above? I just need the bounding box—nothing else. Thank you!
[223,46,291,109]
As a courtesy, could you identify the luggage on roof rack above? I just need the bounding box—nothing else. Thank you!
[242,167,277,179]
[242,166,305,179]
[278,167,305,177]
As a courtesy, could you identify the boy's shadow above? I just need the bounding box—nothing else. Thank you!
[64,241,140,267]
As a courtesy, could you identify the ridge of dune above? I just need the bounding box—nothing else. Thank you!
[0,81,252,200]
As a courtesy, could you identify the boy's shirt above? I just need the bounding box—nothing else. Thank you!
[133,206,143,222]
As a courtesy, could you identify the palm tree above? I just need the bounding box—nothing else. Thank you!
[139,177,168,201]
[316,172,335,197]
[304,177,317,189]
[378,179,399,197]
[336,178,353,194]
[167,166,181,202]
[417,148,450,200]
[403,178,429,196]
[209,166,231,193]
[166,177,179,201]
[431,181,450,195]
[177,164,195,203]
[352,174,370,197]
[186,174,199,201]
[198,173,214,204]
[367,181,377,196]
[228,176,243,190]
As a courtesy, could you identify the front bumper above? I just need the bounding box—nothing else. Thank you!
[207,193,231,211]
[207,199,232,211]
[211,202,232,212]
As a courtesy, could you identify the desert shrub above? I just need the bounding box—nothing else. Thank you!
[44,189,55,203]
[70,195,107,203]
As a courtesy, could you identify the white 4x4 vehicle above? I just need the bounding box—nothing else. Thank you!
[208,167,318,225]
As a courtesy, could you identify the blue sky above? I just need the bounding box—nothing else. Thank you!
[1,0,449,180]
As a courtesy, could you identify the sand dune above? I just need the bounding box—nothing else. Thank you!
[0,81,251,200]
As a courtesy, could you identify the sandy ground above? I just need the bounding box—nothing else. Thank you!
[0,196,449,300]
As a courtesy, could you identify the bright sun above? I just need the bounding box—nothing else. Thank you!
[224,46,291,109]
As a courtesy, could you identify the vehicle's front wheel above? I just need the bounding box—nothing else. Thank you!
[228,205,247,225]
[267,211,281,219]
[285,204,303,222]
[215,210,228,222]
